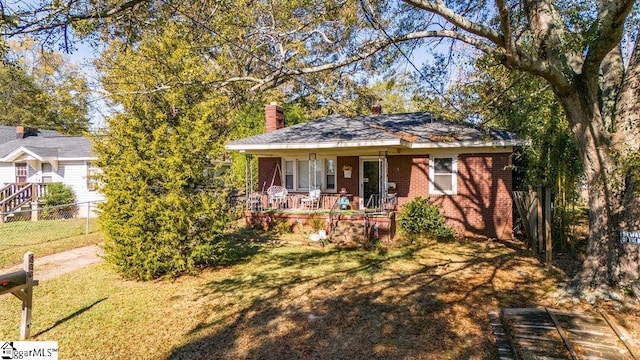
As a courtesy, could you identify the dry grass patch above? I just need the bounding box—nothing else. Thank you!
[1,236,637,359]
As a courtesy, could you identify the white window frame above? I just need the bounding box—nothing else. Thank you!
[41,162,54,183]
[282,157,336,192]
[324,158,337,192]
[429,155,458,195]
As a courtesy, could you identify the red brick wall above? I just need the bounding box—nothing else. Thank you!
[337,156,360,204]
[388,153,513,239]
[258,157,282,191]
[388,155,429,200]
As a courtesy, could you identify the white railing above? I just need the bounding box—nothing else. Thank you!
[246,193,345,211]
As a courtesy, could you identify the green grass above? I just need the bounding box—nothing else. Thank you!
[0,234,596,360]
[0,218,102,268]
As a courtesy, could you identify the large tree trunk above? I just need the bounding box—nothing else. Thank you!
[555,55,640,292]
[557,88,625,291]
[613,33,640,287]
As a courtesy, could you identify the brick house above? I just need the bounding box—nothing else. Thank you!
[226,103,525,240]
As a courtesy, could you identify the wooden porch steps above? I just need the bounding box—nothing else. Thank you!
[0,183,47,223]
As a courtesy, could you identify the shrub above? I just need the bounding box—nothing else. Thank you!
[398,196,455,240]
[41,183,77,219]
[96,111,237,280]
[269,218,292,234]
[308,217,325,232]
[101,189,234,280]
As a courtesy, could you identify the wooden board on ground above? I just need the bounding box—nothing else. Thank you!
[490,308,640,360]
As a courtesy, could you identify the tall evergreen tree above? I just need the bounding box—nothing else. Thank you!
[95,23,233,280]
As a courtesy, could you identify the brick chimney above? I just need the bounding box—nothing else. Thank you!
[265,102,284,132]
[371,104,382,115]
[16,126,25,139]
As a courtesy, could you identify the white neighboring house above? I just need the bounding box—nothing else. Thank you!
[0,126,104,218]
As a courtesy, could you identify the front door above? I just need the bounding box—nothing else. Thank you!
[15,163,27,183]
[360,158,385,209]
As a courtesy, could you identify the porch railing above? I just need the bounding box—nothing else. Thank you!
[364,193,397,212]
[246,192,344,211]
[0,183,49,221]
[244,192,398,213]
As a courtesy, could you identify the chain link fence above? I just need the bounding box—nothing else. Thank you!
[0,201,103,246]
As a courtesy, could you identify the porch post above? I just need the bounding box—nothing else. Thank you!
[245,154,254,210]
[308,153,317,190]
[378,151,388,208]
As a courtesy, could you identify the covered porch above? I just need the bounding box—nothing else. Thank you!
[242,152,397,213]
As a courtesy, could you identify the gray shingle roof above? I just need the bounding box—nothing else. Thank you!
[0,126,62,145]
[0,136,94,160]
[226,111,522,151]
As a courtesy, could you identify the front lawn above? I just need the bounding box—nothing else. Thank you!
[0,218,102,268]
[0,236,637,359]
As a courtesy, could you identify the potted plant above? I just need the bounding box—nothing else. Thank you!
[308,217,325,242]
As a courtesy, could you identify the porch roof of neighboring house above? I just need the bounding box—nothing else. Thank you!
[225,111,525,153]
[0,136,95,162]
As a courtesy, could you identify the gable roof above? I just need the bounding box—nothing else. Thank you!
[226,111,524,152]
[0,136,95,161]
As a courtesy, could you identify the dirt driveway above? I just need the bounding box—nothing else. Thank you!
[0,245,103,282]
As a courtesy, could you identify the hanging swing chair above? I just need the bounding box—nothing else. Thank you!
[265,162,288,208]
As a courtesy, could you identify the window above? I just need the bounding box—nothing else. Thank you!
[282,157,334,192]
[429,155,457,195]
[297,159,322,189]
[284,160,294,190]
[42,163,53,183]
[325,159,336,191]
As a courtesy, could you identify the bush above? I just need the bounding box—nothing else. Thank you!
[398,196,455,240]
[308,217,325,232]
[269,218,291,234]
[101,189,234,280]
[41,183,77,219]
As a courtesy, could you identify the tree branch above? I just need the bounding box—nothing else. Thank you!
[248,29,497,92]
[495,0,516,56]
[2,0,150,36]
[583,0,636,80]
[402,0,505,48]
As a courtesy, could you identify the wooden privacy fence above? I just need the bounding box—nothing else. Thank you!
[0,252,37,339]
[513,187,553,266]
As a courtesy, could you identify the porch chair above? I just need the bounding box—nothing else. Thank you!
[247,192,263,211]
[266,185,288,209]
[300,188,321,210]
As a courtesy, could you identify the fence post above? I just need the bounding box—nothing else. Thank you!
[537,185,544,253]
[31,201,39,222]
[545,187,553,267]
[20,252,34,340]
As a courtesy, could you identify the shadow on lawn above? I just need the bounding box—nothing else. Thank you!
[34,297,108,338]
[210,227,280,267]
[168,238,564,360]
